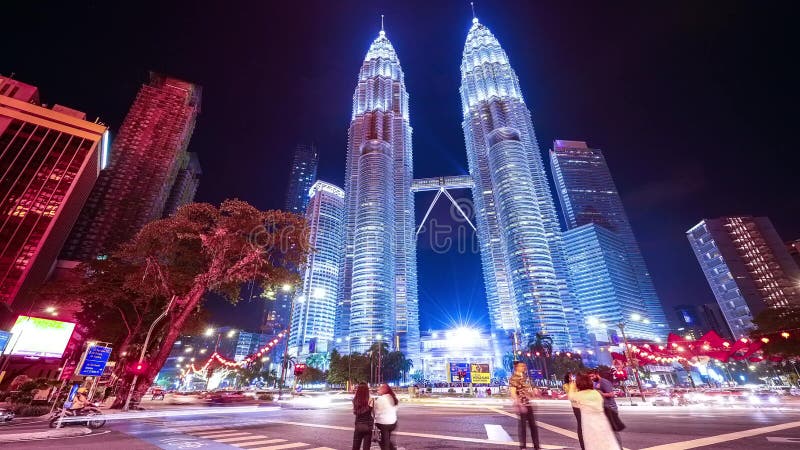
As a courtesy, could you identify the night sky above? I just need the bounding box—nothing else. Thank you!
[4,1,799,334]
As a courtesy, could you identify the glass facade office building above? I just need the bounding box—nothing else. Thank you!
[563,224,654,341]
[284,144,318,214]
[290,181,344,358]
[339,27,419,362]
[550,140,668,336]
[460,18,576,349]
[687,216,800,338]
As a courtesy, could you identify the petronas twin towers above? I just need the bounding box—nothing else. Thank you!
[337,17,585,363]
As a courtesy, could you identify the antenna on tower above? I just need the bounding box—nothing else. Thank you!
[471,2,476,20]
[381,14,385,32]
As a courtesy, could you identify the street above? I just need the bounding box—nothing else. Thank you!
[2,400,799,449]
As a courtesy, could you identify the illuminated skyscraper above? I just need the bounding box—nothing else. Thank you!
[289,181,344,358]
[687,216,800,338]
[339,25,419,361]
[0,77,107,310]
[284,144,318,214]
[163,152,201,217]
[460,17,575,349]
[61,72,201,261]
[550,140,668,335]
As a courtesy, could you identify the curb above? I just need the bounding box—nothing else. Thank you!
[0,427,91,442]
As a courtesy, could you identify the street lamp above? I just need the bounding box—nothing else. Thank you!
[618,315,647,403]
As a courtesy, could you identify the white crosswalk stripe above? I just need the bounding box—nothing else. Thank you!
[232,439,288,448]
[246,443,309,450]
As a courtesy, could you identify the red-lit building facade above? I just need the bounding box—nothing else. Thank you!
[61,73,201,261]
[0,77,107,312]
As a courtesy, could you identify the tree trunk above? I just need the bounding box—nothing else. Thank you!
[110,286,206,408]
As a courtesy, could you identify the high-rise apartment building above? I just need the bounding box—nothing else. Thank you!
[289,181,344,358]
[687,216,800,338]
[0,78,107,310]
[563,224,653,341]
[550,140,668,335]
[61,72,201,261]
[284,144,318,214]
[460,17,575,349]
[338,26,419,360]
[163,152,201,217]
[788,239,800,268]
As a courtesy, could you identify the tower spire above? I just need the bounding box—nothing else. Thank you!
[379,14,385,37]
[471,2,478,23]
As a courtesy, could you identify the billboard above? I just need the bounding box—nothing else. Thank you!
[3,316,76,358]
[470,363,491,384]
[449,362,492,383]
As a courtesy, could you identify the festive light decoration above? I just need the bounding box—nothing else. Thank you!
[178,329,288,379]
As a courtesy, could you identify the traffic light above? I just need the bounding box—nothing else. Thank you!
[129,360,148,375]
[294,363,307,376]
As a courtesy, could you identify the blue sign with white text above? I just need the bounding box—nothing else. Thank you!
[0,330,10,353]
[78,345,112,376]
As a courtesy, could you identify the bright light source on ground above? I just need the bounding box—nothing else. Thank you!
[448,327,480,347]
[184,347,193,353]
[205,328,214,336]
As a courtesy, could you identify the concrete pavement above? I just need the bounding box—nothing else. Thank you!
[1,399,799,448]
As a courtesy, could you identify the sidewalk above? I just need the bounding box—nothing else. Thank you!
[0,427,90,443]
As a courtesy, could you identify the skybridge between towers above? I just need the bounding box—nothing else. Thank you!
[411,175,476,235]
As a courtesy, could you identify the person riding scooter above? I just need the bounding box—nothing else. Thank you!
[69,388,89,414]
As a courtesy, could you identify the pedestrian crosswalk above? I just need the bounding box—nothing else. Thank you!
[128,418,336,449]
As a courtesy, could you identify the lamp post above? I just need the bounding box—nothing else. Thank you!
[375,334,383,385]
[587,314,648,403]
[617,315,647,403]
[278,284,301,399]
[124,295,176,410]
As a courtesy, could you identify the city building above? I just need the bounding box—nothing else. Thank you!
[61,72,201,261]
[289,181,344,359]
[687,216,800,338]
[673,304,708,340]
[0,78,108,313]
[699,302,733,339]
[284,144,318,214]
[459,17,576,349]
[338,25,419,361]
[550,140,668,336]
[418,328,505,382]
[788,239,800,267]
[563,224,654,341]
[163,152,201,217]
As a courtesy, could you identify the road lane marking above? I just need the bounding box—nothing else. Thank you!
[215,435,269,443]
[639,420,800,450]
[191,430,253,438]
[248,443,309,449]
[264,419,567,448]
[234,439,288,447]
[767,436,800,443]
[488,407,578,439]
[485,424,512,441]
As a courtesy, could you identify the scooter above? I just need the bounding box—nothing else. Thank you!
[49,403,105,429]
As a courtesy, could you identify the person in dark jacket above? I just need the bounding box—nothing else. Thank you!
[352,382,373,450]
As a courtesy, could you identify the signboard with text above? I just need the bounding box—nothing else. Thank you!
[3,316,75,358]
[78,345,113,377]
[448,362,471,383]
[470,363,491,384]
[0,331,10,353]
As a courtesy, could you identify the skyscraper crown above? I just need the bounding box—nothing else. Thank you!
[460,19,524,113]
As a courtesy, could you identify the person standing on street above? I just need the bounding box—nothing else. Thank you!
[351,383,373,450]
[568,373,621,450]
[564,372,585,450]
[373,383,399,450]
[590,370,624,446]
[509,361,541,450]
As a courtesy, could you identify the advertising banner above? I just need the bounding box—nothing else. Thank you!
[4,316,76,358]
[470,363,491,384]
[448,362,471,383]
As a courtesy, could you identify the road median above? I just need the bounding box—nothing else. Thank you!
[0,426,91,442]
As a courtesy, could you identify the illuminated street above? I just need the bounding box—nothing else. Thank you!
[1,400,799,449]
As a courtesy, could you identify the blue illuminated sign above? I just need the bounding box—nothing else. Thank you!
[78,345,112,377]
[0,331,10,353]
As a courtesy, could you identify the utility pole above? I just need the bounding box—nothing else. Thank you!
[618,321,646,403]
[123,295,176,410]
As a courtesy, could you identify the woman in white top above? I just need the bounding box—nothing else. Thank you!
[567,374,621,450]
[372,383,399,450]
